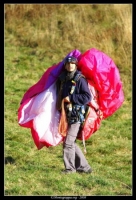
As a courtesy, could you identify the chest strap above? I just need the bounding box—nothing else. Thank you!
[70,73,85,94]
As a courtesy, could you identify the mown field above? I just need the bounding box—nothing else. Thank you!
[4,4,132,196]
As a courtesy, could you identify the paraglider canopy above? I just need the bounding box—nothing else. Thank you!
[18,48,124,150]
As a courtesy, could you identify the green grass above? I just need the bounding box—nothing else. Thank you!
[4,4,132,196]
[4,44,132,196]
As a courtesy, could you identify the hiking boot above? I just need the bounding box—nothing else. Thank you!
[61,170,76,174]
[85,168,92,173]
[77,168,92,174]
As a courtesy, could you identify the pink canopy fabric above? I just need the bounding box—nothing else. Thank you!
[18,48,124,150]
[77,48,124,119]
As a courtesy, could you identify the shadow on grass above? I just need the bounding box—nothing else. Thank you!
[5,156,15,164]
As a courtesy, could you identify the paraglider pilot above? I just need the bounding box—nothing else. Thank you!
[56,56,92,174]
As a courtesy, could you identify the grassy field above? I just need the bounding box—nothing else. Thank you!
[4,4,132,196]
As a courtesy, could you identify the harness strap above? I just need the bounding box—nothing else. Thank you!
[82,131,87,154]
[70,73,85,94]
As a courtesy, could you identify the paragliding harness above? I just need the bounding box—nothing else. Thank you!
[64,73,89,125]
[66,73,91,153]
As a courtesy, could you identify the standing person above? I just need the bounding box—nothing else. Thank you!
[56,56,93,174]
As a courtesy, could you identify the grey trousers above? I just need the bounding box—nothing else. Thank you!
[63,123,91,172]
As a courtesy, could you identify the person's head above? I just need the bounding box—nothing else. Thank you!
[64,56,78,72]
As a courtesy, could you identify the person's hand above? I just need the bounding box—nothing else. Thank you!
[63,96,70,103]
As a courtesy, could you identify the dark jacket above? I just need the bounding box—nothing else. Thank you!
[56,70,92,119]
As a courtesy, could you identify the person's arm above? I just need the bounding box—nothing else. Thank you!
[69,77,92,105]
